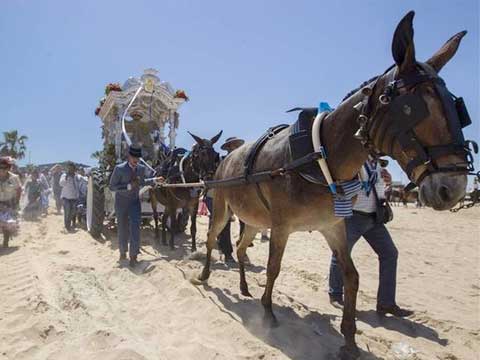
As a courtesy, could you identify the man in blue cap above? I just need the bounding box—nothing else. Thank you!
[109,145,158,267]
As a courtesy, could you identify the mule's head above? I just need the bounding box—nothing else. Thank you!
[188,130,222,179]
[359,11,476,210]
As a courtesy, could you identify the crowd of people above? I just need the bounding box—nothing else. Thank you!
[0,158,89,247]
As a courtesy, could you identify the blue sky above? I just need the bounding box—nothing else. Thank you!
[0,0,478,184]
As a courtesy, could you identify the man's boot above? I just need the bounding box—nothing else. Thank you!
[224,253,236,264]
[376,304,414,317]
[129,255,138,267]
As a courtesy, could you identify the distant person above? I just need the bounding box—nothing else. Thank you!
[0,157,22,247]
[39,170,51,215]
[328,158,413,317]
[109,145,159,267]
[59,162,82,232]
[24,169,43,220]
[49,164,64,214]
[76,169,89,225]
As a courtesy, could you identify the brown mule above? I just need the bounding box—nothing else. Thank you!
[197,12,472,359]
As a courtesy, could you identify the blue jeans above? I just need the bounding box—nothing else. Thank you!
[328,212,398,306]
[63,198,77,230]
[115,196,141,258]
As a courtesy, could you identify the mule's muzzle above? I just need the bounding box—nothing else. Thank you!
[419,172,467,210]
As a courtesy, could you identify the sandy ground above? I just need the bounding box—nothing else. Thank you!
[0,205,478,360]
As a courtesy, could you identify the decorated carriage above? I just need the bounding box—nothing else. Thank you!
[87,69,188,237]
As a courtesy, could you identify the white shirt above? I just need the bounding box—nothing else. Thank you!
[353,162,386,214]
[59,173,82,200]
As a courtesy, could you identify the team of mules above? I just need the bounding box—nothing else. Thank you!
[149,12,473,359]
[150,131,222,251]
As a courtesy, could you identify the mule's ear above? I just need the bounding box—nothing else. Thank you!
[426,31,467,73]
[392,11,416,73]
[210,130,223,145]
[188,131,205,146]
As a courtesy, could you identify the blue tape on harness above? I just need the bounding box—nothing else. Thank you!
[319,102,332,112]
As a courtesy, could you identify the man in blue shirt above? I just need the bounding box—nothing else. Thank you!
[328,159,413,317]
[109,145,157,267]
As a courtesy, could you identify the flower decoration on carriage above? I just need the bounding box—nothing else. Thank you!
[104,82,122,96]
[174,89,189,101]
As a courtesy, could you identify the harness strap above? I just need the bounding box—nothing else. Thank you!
[312,111,337,193]
[244,124,289,176]
[243,124,289,211]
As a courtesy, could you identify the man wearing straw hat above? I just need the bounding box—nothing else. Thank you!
[205,137,245,263]
[109,145,160,267]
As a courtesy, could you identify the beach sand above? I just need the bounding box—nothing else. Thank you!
[0,206,478,360]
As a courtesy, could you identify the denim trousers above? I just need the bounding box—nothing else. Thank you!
[115,196,141,258]
[63,198,77,230]
[328,212,399,306]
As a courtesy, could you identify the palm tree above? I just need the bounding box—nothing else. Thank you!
[0,130,28,160]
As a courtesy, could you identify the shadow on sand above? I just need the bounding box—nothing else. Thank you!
[202,286,383,360]
[0,245,20,256]
[357,310,449,346]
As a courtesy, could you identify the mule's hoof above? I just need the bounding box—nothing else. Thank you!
[197,270,210,282]
[240,287,253,297]
[338,345,360,360]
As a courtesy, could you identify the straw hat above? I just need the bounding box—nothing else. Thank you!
[221,137,245,151]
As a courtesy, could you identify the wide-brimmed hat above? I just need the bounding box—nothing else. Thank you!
[128,145,142,158]
[221,137,244,151]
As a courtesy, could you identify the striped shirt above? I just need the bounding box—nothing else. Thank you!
[353,161,386,214]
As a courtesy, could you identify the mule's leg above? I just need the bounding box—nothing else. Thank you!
[323,222,360,360]
[168,209,176,250]
[261,225,288,327]
[236,224,258,297]
[151,196,160,242]
[161,211,168,246]
[190,203,198,252]
[198,195,229,281]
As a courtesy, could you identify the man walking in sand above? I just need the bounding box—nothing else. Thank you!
[59,162,82,232]
[109,145,160,267]
[328,158,413,317]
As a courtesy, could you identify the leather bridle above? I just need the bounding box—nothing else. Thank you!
[354,62,477,188]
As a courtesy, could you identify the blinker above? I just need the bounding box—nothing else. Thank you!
[454,96,472,128]
[386,93,430,136]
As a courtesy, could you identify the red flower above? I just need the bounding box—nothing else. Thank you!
[105,83,122,96]
[174,89,189,101]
